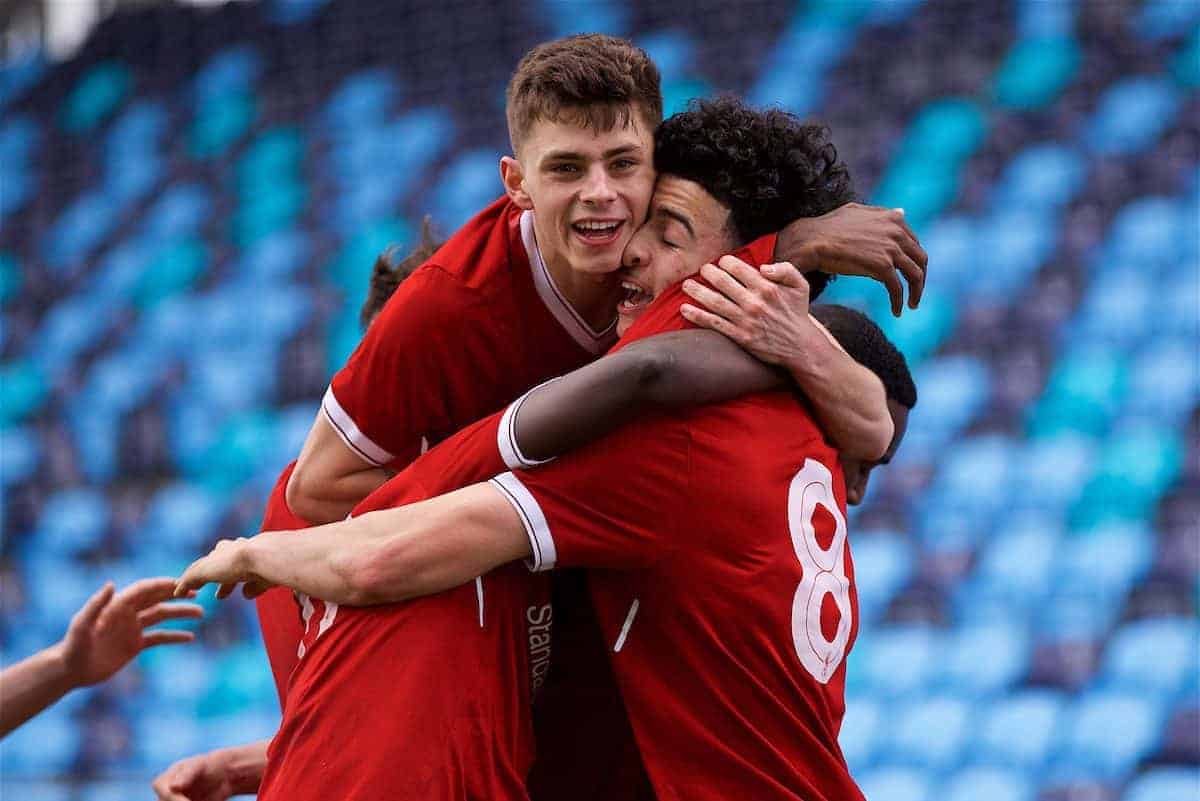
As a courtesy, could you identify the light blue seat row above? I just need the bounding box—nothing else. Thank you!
[850,531,914,623]
[1088,77,1182,155]
[991,143,1087,212]
[324,69,400,128]
[856,765,931,801]
[1124,767,1200,801]
[943,767,1036,801]
[193,44,263,105]
[1053,690,1167,780]
[1101,618,1198,695]
[432,148,508,232]
[977,689,1067,770]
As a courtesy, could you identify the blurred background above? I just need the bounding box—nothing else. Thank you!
[0,0,1197,799]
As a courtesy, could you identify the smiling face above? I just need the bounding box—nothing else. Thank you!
[616,174,737,335]
[501,110,656,278]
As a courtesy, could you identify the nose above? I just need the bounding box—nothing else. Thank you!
[622,236,648,270]
[580,165,617,205]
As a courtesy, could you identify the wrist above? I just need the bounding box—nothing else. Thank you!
[782,322,833,381]
[40,641,78,692]
[776,220,822,270]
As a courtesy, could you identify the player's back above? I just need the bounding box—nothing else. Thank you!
[597,393,863,801]
[259,417,546,801]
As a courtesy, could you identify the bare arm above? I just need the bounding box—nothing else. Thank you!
[681,256,893,460]
[286,414,391,524]
[2,579,202,739]
[176,484,527,607]
[152,739,269,801]
[514,329,783,462]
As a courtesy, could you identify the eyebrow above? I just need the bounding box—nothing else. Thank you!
[541,144,643,162]
[657,206,696,240]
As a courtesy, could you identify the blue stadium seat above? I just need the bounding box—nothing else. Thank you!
[1126,338,1199,425]
[977,689,1067,770]
[1057,690,1167,780]
[839,693,882,772]
[32,293,113,378]
[1101,618,1198,696]
[0,426,39,487]
[1072,269,1153,348]
[856,766,933,801]
[939,622,1031,696]
[106,151,162,204]
[638,29,695,82]
[857,626,941,698]
[43,190,119,272]
[82,780,168,801]
[1124,768,1200,801]
[1057,522,1153,601]
[325,69,399,128]
[141,183,212,241]
[915,216,975,296]
[0,52,45,110]
[966,210,1056,300]
[138,482,224,553]
[907,355,990,450]
[965,512,1060,613]
[942,766,1035,801]
[993,144,1086,212]
[849,531,914,624]
[1137,0,1200,40]
[1088,77,1181,155]
[0,708,81,776]
[540,0,631,39]
[1016,433,1096,514]
[928,434,1017,519]
[1106,196,1191,270]
[1073,425,1184,527]
[1,781,70,801]
[433,148,507,231]
[105,98,167,161]
[61,61,131,133]
[36,488,111,556]
[0,113,38,166]
[887,694,973,769]
[193,44,263,105]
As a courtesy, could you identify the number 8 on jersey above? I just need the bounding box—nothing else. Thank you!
[787,458,852,684]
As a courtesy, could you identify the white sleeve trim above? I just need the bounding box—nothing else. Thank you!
[321,386,394,467]
[489,472,557,572]
[497,379,560,471]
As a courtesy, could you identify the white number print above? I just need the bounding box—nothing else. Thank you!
[787,458,852,684]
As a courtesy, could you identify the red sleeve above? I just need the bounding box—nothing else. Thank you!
[349,379,555,516]
[613,232,780,349]
[489,412,690,571]
[255,463,310,710]
[324,265,501,469]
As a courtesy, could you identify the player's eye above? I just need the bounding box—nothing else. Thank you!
[611,158,638,171]
[550,163,580,175]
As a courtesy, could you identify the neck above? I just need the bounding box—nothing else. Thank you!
[543,256,621,330]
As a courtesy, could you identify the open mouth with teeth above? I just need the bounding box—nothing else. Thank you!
[618,280,654,318]
[571,219,625,246]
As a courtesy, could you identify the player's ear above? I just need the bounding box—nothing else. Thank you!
[500,156,533,211]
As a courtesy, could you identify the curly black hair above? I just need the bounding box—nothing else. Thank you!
[359,217,443,329]
[654,96,854,299]
[810,303,917,409]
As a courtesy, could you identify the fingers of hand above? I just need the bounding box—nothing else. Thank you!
[716,254,770,291]
[142,630,196,649]
[74,582,116,629]
[761,262,807,289]
[881,266,904,317]
[700,262,753,306]
[116,577,182,611]
[137,602,205,628]
[894,250,925,309]
[682,278,742,321]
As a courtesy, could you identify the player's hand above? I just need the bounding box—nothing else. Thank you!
[175,538,273,600]
[776,203,927,316]
[152,749,240,801]
[680,256,822,371]
[57,578,203,688]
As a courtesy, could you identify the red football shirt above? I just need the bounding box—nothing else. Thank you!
[259,415,552,801]
[490,318,863,800]
[323,196,614,468]
[253,462,310,710]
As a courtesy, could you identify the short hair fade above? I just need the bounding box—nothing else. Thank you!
[505,34,663,154]
[810,303,917,409]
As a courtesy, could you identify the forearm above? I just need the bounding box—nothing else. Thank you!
[516,331,783,461]
[288,414,392,524]
[0,645,75,738]
[788,319,892,460]
[213,740,270,794]
[246,485,519,606]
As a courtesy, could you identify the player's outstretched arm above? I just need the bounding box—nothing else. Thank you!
[773,203,928,317]
[680,255,893,461]
[176,484,529,607]
[152,739,269,801]
[1,578,203,738]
